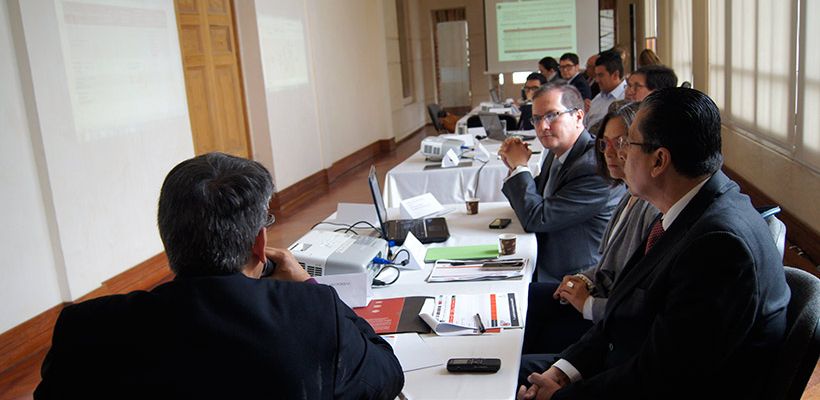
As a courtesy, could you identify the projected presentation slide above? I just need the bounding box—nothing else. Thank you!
[496,0,577,62]
[56,0,187,142]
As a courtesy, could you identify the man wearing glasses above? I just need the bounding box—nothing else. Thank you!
[517,88,789,400]
[35,153,404,399]
[499,84,625,284]
[558,53,592,101]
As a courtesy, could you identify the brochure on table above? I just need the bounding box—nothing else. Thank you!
[419,293,522,336]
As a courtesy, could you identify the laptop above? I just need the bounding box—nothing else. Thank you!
[478,113,508,140]
[367,165,450,245]
[489,88,501,104]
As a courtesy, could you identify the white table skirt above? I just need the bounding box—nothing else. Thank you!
[384,140,546,208]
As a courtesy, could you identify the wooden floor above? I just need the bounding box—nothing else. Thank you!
[1,124,818,399]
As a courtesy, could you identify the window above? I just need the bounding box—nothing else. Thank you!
[797,0,820,168]
[396,0,413,99]
[512,71,531,84]
[707,0,820,171]
[670,0,692,85]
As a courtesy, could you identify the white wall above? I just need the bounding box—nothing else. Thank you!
[307,0,393,161]
[0,0,194,333]
[238,0,399,190]
[0,0,64,332]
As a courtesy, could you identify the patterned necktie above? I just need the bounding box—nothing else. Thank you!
[644,218,665,254]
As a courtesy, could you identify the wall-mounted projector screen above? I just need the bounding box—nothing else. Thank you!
[484,0,600,74]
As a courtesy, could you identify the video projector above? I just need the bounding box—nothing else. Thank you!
[421,136,465,161]
[289,230,387,280]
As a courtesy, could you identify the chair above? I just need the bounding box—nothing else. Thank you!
[680,81,692,88]
[427,103,445,132]
[762,266,820,400]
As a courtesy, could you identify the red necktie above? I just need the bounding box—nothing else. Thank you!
[644,218,665,254]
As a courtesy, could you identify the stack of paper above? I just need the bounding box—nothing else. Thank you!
[426,258,528,283]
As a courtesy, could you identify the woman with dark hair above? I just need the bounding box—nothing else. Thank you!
[553,102,659,322]
[521,102,659,356]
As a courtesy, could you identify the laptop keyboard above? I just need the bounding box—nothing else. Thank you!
[399,219,427,238]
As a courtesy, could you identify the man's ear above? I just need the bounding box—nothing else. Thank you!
[252,228,267,264]
[651,148,672,178]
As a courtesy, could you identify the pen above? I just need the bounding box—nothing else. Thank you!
[474,313,486,334]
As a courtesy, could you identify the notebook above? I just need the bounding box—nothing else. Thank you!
[478,113,508,140]
[368,165,450,245]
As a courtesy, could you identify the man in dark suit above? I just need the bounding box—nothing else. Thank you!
[517,88,790,399]
[559,53,592,101]
[35,153,404,399]
[500,84,624,283]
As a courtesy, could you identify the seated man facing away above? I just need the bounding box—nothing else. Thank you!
[500,84,624,283]
[518,88,790,400]
[624,64,678,102]
[35,153,404,399]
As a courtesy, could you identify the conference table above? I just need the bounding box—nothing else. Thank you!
[319,202,537,399]
[383,137,546,208]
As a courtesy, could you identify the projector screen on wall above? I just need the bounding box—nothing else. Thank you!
[484,0,600,74]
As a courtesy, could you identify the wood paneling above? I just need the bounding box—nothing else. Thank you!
[175,0,249,158]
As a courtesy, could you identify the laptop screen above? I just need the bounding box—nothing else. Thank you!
[479,113,506,140]
[367,165,389,234]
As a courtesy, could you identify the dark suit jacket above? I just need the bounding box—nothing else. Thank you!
[502,131,624,283]
[34,273,404,400]
[569,74,592,100]
[555,171,790,399]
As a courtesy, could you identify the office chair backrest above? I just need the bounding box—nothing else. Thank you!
[762,266,820,400]
[767,215,787,260]
[427,103,444,132]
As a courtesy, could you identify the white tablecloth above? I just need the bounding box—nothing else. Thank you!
[372,202,536,400]
[384,140,546,208]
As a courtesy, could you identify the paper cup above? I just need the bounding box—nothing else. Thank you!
[465,197,480,215]
[498,233,517,255]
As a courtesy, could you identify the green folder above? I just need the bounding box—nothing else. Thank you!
[424,244,499,262]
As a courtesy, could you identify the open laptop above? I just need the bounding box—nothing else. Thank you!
[489,88,501,105]
[368,165,450,245]
[478,113,508,140]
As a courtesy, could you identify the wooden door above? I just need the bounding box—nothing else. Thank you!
[175,0,250,158]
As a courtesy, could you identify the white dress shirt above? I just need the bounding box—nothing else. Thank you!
[584,80,626,129]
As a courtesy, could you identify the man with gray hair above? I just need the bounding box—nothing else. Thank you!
[35,152,404,399]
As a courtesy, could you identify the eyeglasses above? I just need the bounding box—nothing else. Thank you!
[530,108,577,126]
[596,136,623,153]
[264,212,276,228]
[558,64,576,70]
[627,82,647,90]
[523,85,540,92]
[615,136,658,151]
